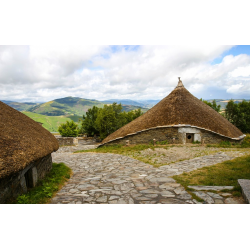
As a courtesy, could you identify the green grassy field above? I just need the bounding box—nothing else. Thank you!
[23,111,75,132]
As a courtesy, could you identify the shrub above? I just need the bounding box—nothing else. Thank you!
[192,140,201,144]
[156,140,168,145]
[58,120,78,137]
[219,141,231,147]
[241,134,250,148]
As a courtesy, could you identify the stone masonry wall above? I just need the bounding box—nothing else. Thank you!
[102,127,243,146]
[57,137,78,146]
[0,154,52,204]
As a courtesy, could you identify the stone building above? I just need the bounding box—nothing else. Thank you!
[0,101,59,203]
[100,78,245,147]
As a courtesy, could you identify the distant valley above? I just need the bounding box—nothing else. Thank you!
[2,97,249,132]
[2,97,150,132]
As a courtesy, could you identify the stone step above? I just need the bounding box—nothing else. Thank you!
[238,179,250,204]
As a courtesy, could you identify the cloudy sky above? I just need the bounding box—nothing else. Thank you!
[0,45,250,103]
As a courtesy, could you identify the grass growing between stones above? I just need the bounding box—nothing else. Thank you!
[75,144,170,167]
[172,154,250,198]
[13,163,71,204]
[75,144,250,168]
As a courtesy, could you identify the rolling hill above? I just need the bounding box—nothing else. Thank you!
[1,97,149,132]
[27,97,105,116]
[102,99,160,108]
[27,97,148,116]
[1,100,40,111]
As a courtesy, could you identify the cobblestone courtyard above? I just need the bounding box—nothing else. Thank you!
[51,145,247,204]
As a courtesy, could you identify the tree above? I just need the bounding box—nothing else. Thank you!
[80,106,99,136]
[79,102,143,140]
[58,120,78,137]
[200,99,221,112]
[95,103,123,139]
[95,103,144,140]
[225,100,250,133]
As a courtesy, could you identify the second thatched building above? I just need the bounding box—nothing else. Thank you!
[99,78,245,146]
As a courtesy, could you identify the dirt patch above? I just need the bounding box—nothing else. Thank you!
[134,145,250,166]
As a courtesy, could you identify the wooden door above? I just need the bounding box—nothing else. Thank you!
[186,133,194,143]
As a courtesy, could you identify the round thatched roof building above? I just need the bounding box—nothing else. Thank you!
[100,78,244,146]
[0,101,59,203]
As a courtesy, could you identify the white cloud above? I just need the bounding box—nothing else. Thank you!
[229,65,250,77]
[1,45,250,102]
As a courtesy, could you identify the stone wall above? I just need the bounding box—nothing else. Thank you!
[0,154,52,204]
[101,127,243,146]
[57,137,78,146]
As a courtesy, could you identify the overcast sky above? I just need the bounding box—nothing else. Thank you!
[0,45,250,102]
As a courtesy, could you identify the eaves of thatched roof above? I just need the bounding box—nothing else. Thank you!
[102,78,243,145]
[0,101,59,179]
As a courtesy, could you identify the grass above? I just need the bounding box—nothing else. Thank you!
[12,163,72,204]
[206,134,250,148]
[172,154,250,199]
[23,111,73,132]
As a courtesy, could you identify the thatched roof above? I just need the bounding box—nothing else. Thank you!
[0,101,59,179]
[102,79,243,144]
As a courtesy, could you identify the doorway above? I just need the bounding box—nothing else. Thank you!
[186,133,194,143]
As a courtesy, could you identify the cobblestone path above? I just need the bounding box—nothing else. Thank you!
[51,148,243,204]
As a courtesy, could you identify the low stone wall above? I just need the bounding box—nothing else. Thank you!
[57,137,78,146]
[101,127,243,146]
[0,154,52,204]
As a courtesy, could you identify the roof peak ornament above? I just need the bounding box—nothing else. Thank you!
[176,77,184,88]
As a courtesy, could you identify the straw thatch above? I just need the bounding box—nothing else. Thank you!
[0,101,59,179]
[102,81,243,144]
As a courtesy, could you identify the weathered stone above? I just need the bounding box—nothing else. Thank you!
[177,193,192,200]
[161,191,175,197]
[117,198,127,204]
[120,182,134,190]
[193,192,214,204]
[192,199,202,204]
[207,192,223,199]
[140,189,160,194]
[224,198,241,204]
[96,196,108,203]
[174,187,185,195]
[214,199,224,204]
[149,177,175,183]
[188,186,234,191]
[109,196,120,201]
[220,193,232,197]
[109,200,118,204]
[238,179,250,204]
[145,194,158,198]
[135,196,153,201]
[159,183,181,189]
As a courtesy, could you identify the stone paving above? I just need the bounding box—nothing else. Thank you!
[51,146,245,204]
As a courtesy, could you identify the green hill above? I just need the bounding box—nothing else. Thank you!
[28,96,148,116]
[27,97,105,116]
[2,100,39,111]
[22,112,78,132]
